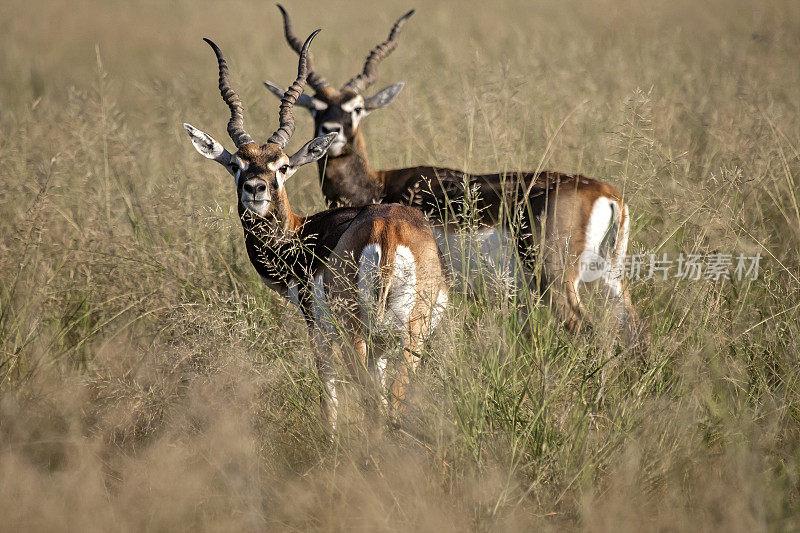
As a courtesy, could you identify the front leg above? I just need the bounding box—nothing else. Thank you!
[306,278,341,434]
[369,354,390,411]
[314,336,338,434]
[305,298,338,434]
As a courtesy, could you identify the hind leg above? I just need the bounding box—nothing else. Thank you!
[548,269,589,333]
[515,256,585,336]
[534,228,590,333]
[386,331,422,426]
[598,275,648,352]
[343,334,373,394]
[314,349,339,435]
[345,330,386,428]
[588,276,648,409]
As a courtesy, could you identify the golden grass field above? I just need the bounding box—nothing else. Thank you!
[2,0,800,529]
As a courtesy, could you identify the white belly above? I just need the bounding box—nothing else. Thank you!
[433,227,525,298]
[358,243,418,337]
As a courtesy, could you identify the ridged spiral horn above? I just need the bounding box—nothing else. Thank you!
[342,9,415,93]
[203,38,254,148]
[276,4,330,93]
[268,29,321,148]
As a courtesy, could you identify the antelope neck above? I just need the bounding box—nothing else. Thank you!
[317,128,385,205]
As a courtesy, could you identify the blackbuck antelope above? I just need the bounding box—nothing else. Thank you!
[184,31,448,431]
[264,6,644,342]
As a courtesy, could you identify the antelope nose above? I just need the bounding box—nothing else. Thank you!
[243,181,266,195]
[320,123,342,136]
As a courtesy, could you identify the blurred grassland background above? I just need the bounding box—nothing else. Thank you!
[2,0,800,530]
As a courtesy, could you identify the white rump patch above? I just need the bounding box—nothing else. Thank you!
[358,243,383,324]
[584,199,633,328]
[385,245,417,332]
[605,202,629,287]
[358,242,419,334]
[584,197,615,255]
[580,197,618,284]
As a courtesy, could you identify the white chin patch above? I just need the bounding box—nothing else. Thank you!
[241,199,269,217]
[325,135,347,156]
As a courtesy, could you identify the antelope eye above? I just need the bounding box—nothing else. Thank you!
[354,106,364,114]
[279,165,289,174]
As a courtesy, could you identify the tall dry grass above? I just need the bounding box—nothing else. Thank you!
[1,0,799,529]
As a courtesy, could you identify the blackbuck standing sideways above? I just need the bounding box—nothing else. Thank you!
[184,31,448,431]
[264,6,645,343]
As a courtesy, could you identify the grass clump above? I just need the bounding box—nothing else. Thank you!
[1,0,799,529]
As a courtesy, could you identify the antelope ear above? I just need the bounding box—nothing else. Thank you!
[288,133,337,169]
[364,82,404,111]
[183,123,235,174]
[263,81,328,111]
